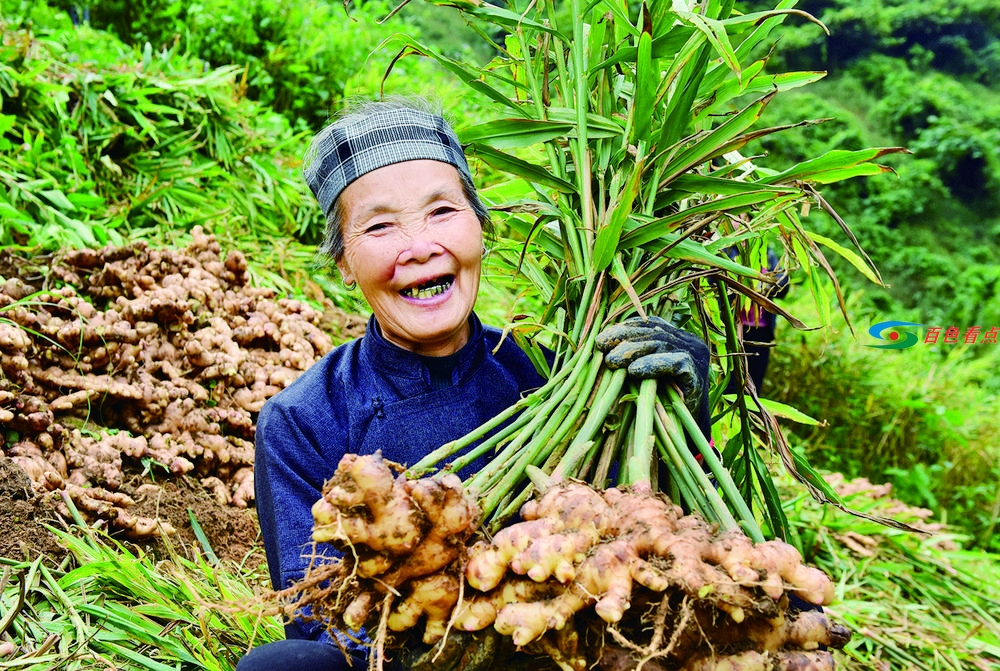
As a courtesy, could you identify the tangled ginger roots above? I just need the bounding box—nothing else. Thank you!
[288,456,850,671]
[0,229,341,538]
[301,453,480,640]
[466,483,838,652]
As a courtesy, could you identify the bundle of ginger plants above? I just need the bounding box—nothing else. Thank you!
[397,0,910,537]
[276,0,921,667]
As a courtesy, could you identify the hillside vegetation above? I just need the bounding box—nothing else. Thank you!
[734,0,1000,552]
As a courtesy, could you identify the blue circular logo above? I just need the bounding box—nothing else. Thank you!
[867,321,923,349]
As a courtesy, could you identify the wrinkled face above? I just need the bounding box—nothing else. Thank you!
[336,160,483,357]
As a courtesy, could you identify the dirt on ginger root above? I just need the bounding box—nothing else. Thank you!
[0,229,355,541]
[279,454,852,671]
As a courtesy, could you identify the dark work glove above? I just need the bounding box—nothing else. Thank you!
[596,316,711,437]
[400,629,499,671]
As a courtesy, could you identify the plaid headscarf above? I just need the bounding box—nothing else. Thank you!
[304,106,475,218]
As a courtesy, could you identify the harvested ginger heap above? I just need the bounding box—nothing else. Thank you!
[0,229,338,538]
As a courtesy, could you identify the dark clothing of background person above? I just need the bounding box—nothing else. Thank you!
[725,249,790,394]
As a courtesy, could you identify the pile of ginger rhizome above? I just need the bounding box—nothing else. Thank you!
[279,453,853,671]
[0,227,341,539]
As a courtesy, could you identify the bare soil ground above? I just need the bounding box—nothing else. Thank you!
[0,453,265,566]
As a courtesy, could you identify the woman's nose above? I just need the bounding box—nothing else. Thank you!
[398,225,442,263]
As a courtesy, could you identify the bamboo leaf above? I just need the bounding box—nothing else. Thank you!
[683,12,741,82]
[720,7,829,36]
[610,256,645,317]
[747,444,791,540]
[546,108,624,137]
[700,65,824,118]
[591,26,694,72]
[657,92,776,187]
[658,236,759,275]
[714,57,766,101]
[731,396,822,426]
[188,509,220,565]
[460,119,574,149]
[758,70,827,93]
[808,163,898,184]
[380,36,522,112]
[665,173,790,196]
[593,158,644,271]
[466,2,565,37]
[657,41,711,150]
[630,30,656,144]
[621,190,794,250]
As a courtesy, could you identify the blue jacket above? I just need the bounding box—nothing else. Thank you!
[254,313,547,640]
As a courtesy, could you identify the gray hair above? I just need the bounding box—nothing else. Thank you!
[305,98,491,262]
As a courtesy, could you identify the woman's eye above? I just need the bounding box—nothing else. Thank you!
[431,206,456,217]
[364,222,389,234]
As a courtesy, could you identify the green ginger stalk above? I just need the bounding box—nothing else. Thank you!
[400,0,906,538]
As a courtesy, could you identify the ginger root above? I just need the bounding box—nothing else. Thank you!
[290,453,481,640]
[284,461,850,671]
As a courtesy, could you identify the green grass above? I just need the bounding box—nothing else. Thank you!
[782,474,1000,671]
[766,292,1000,552]
[0,524,282,670]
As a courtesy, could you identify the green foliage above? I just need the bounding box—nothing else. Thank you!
[0,522,281,670]
[782,475,1000,671]
[859,56,1000,205]
[27,0,409,130]
[743,0,1000,81]
[767,296,1000,552]
[0,16,320,244]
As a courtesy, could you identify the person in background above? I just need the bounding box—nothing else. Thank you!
[237,99,712,670]
[725,247,790,395]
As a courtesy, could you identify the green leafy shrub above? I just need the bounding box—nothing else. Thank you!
[0,18,316,242]
[743,0,1000,81]
[33,0,455,131]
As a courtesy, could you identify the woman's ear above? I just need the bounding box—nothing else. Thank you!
[336,259,356,288]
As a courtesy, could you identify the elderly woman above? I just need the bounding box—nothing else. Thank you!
[238,100,711,671]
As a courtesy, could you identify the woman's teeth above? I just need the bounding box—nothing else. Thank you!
[403,278,452,299]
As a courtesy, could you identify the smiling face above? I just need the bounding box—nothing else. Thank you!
[336,160,483,357]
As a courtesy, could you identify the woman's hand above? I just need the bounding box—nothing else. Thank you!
[401,629,499,671]
[596,316,709,416]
